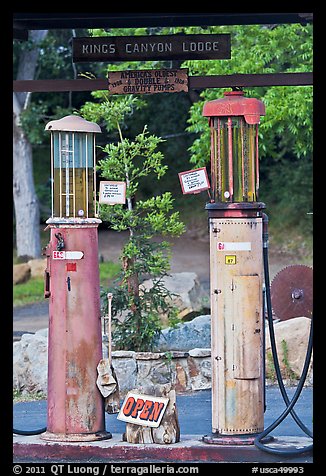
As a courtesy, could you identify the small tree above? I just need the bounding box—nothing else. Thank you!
[81,94,185,351]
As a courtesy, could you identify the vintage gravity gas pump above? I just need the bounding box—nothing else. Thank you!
[202,90,266,444]
[42,115,111,442]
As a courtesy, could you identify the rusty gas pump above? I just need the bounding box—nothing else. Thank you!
[42,115,111,442]
[202,90,266,444]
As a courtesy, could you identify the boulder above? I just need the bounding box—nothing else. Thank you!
[13,328,48,394]
[265,316,313,384]
[28,258,46,279]
[140,272,208,320]
[154,314,211,352]
[13,263,31,285]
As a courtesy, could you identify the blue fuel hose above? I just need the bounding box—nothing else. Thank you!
[254,214,313,455]
[13,426,47,436]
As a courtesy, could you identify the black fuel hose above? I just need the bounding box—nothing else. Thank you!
[254,215,313,455]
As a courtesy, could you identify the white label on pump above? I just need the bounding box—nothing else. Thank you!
[53,251,84,260]
[217,242,251,251]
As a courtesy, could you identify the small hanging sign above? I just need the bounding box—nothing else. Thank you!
[99,181,126,205]
[108,68,188,95]
[178,167,210,194]
[117,391,169,428]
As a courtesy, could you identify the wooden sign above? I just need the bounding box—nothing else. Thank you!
[108,69,188,95]
[99,181,126,205]
[117,391,169,428]
[72,34,231,62]
[178,167,210,194]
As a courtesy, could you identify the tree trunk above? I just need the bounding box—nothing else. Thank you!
[13,95,41,260]
[13,30,48,260]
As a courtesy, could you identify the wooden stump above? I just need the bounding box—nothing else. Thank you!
[123,383,180,444]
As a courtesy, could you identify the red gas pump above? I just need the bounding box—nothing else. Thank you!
[41,115,111,442]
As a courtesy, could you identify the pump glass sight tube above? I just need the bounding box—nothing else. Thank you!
[204,90,264,205]
[211,116,259,203]
[52,131,95,218]
[46,114,101,220]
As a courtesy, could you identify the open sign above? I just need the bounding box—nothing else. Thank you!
[117,391,169,428]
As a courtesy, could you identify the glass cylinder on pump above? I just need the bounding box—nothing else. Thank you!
[45,115,101,219]
[203,90,265,203]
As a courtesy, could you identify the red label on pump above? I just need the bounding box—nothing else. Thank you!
[53,250,65,259]
[66,263,77,272]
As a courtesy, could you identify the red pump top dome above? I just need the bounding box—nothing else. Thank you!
[202,90,265,124]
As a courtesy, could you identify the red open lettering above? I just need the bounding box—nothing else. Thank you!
[139,400,153,420]
[123,396,135,417]
[148,402,164,422]
[130,398,145,418]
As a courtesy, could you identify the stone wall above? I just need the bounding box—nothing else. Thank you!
[112,348,211,396]
[13,330,211,396]
[13,316,313,397]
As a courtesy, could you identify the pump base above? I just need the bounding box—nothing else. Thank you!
[41,430,112,442]
[205,201,266,218]
[202,433,274,446]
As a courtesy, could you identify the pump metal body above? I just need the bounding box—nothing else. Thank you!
[41,115,111,442]
[203,91,266,443]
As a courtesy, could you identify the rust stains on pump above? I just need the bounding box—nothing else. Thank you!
[66,340,102,434]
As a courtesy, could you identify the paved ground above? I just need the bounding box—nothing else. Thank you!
[13,387,313,463]
[13,387,313,438]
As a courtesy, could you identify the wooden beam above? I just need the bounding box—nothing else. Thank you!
[13,72,313,93]
[13,13,313,30]
[189,72,313,88]
[13,78,106,92]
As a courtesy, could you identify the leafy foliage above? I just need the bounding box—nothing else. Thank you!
[185,24,313,164]
[182,24,313,237]
[81,94,185,351]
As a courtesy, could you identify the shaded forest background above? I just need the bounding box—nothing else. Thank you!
[13,23,313,262]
